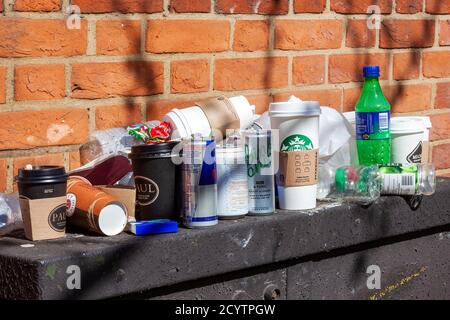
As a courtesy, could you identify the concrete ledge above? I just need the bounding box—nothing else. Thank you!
[1,178,449,300]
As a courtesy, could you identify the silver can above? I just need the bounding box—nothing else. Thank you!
[181,136,218,228]
[216,141,249,220]
[244,130,275,215]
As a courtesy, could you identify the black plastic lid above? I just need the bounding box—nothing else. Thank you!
[129,141,180,159]
[17,166,68,184]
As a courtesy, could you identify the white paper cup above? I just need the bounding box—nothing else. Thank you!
[391,117,431,164]
[164,96,255,140]
[270,101,321,210]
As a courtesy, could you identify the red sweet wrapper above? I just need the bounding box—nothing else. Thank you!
[150,121,171,140]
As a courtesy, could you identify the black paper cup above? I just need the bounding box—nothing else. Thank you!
[129,141,181,221]
[17,166,68,200]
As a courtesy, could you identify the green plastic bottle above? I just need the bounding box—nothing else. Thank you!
[356,66,391,165]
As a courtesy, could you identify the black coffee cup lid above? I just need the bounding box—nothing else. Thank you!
[129,141,180,159]
[17,166,68,184]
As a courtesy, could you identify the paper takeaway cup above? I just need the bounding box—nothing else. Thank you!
[391,117,432,164]
[66,177,128,236]
[17,166,68,241]
[270,101,321,210]
[164,96,255,140]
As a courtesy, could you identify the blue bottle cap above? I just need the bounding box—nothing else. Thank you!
[363,66,380,78]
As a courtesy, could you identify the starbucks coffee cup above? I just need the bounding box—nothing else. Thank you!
[391,117,432,164]
[270,101,321,210]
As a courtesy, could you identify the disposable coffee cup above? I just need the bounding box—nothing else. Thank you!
[270,101,321,210]
[164,96,255,140]
[129,141,181,221]
[17,166,68,241]
[17,165,68,200]
[391,117,432,164]
[66,177,128,236]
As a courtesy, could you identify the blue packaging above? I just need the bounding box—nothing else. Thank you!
[128,219,178,236]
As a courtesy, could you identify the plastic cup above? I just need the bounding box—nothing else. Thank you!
[269,101,321,210]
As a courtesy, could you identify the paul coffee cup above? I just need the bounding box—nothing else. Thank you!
[17,166,68,241]
[129,141,181,221]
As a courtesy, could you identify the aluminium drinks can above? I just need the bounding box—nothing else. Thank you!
[216,138,249,220]
[181,135,218,228]
[244,129,276,215]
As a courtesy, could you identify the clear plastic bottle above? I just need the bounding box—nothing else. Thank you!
[317,164,436,204]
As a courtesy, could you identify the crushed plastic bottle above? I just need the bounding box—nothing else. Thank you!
[317,164,436,205]
[0,193,23,236]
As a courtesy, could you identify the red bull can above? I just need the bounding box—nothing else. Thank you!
[181,135,218,228]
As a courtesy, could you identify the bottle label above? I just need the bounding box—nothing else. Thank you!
[356,111,390,140]
[381,173,416,195]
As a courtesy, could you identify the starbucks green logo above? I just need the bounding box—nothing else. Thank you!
[281,135,314,151]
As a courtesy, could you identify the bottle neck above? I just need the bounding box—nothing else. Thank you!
[362,77,383,93]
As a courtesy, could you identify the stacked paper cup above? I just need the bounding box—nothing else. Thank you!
[270,100,321,210]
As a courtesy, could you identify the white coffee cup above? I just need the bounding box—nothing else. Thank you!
[270,101,321,210]
[164,96,255,140]
[391,116,432,164]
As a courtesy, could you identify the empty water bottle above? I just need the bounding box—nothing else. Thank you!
[317,164,436,205]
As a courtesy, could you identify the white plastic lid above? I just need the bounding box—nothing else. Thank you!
[269,101,321,117]
[391,117,428,134]
[98,204,127,236]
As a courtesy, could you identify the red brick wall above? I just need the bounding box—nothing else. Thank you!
[0,0,449,191]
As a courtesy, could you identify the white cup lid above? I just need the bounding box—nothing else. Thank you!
[391,117,429,134]
[269,100,321,117]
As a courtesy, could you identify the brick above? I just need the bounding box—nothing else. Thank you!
[0,108,88,150]
[380,20,435,49]
[274,89,342,111]
[433,144,450,170]
[329,53,389,83]
[14,0,61,11]
[170,0,210,12]
[15,64,65,101]
[13,153,65,177]
[275,20,343,50]
[246,94,272,114]
[170,59,209,94]
[0,159,7,192]
[146,20,230,53]
[69,151,81,171]
[426,0,450,14]
[430,113,450,141]
[0,19,86,58]
[147,99,196,121]
[95,104,142,130]
[72,61,164,99]
[344,84,432,113]
[436,83,450,109]
[331,0,392,13]
[215,0,289,14]
[396,0,423,13]
[96,20,141,56]
[214,57,288,91]
[0,67,5,104]
[72,0,163,13]
[440,20,450,46]
[384,84,432,113]
[346,20,376,48]
[292,55,325,85]
[233,20,269,52]
[393,52,421,80]
[423,52,450,78]
[294,0,326,13]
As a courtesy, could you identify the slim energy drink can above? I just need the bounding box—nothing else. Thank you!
[181,135,218,228]
[244,130,275,215]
